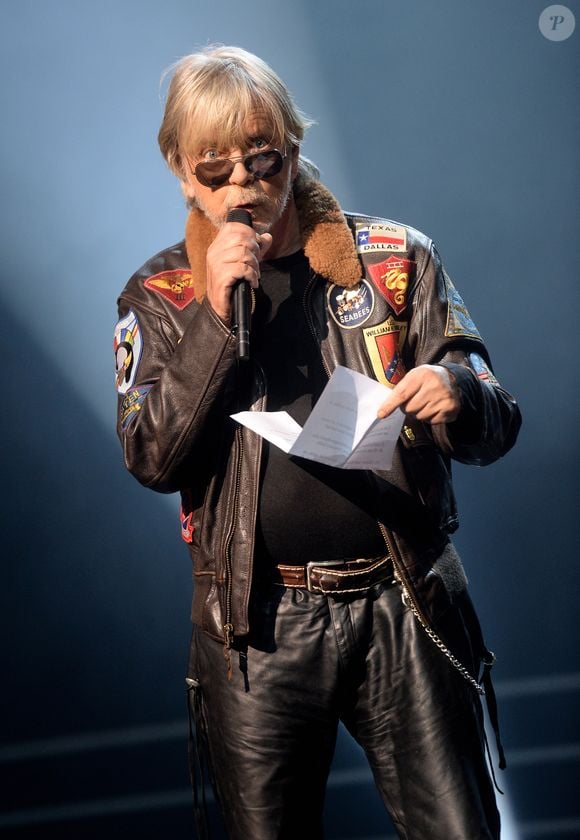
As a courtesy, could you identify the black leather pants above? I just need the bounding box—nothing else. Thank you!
[187,581,500,840]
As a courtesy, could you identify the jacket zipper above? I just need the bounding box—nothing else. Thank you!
[304,272,484,695]
[222,424,244,680]
[221,347,265,680]
[303,273,332,378]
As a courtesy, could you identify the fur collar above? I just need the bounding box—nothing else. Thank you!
[184,173,362,302]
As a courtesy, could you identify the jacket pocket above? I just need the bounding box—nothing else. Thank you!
[399,420,459,533]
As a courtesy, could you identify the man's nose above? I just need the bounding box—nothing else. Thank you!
[228,159,253,186]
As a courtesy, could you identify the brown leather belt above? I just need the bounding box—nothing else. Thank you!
[272,556,395,594]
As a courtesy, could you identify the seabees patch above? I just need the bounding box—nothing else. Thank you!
[367,256,414,315]
[444,271,482,340]
[363,317,407,387]
[114,309,142,394]
[144,269,195,310]
[327,279,374,329]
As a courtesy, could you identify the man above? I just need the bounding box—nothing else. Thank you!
[115,45,521,839]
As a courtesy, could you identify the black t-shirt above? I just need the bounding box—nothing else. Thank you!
[252,250,385,568]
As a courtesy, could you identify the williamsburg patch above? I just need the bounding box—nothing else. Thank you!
[327,280,374,329]
[363,317,407,387]
[444,272,482,340]
[114,309,143,394]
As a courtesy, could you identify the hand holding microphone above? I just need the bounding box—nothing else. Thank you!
[226,208,254,361]
[204,209,272,360]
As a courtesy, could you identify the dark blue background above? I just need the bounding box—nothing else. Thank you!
[1,1,578,837]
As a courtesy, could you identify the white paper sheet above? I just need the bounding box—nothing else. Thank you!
[231,365,404,470]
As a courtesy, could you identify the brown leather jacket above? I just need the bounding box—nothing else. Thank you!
[115,174,521,684]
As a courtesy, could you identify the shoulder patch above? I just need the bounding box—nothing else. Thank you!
[114,309,142,394]
[327,279,374,329]
[469,353,499,386]
[180,506,195,543]
[367,256,414,315]
[356,223,407,254]
[363,317,407,387]
[144,269,195,310]
[444,272,482,341]
[120,384,153,428]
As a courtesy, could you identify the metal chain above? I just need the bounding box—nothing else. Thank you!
[399,584,486,695]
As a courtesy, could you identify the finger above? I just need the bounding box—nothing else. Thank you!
[231,263,260,288]
[377,395,403,419]
[376,379,419,418]
[258,232,273,259]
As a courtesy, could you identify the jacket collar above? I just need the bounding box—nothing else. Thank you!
[185,172,362,302]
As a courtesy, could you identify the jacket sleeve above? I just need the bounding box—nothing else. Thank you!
[115,294,237,493]
[407,243,521,466]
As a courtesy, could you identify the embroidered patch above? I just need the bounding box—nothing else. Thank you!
[363,317,407,387]
[114,309,142,394]
[327,280,374,329]
[356,223,407,254]
[469,353,498,386]
[120,384,152,429]
[180,506,194,543]
[367,256,414,315]
[443,272,482,340]
[144,269,195,310]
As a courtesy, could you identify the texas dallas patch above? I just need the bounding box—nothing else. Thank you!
[327,279,374,329]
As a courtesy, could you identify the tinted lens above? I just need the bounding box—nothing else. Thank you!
[195,150,284,187]
[195,159,235,187]
[246,150,284,179]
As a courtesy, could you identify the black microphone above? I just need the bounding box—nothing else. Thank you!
[226,208,253,361]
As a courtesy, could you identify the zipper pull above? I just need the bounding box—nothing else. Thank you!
[223,622,234,682]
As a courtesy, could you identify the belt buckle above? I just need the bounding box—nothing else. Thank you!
[306,560,343,592]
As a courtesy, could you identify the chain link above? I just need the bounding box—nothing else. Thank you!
[400,585,485,695]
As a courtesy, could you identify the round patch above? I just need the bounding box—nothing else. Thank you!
[327,280,374,329]
[114,309,143,394]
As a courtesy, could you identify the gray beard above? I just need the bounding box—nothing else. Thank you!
[196,176,293,235]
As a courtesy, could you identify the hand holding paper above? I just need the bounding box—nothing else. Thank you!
[231,365,404,470]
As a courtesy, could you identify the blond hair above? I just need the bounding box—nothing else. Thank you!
[158,45,315,179]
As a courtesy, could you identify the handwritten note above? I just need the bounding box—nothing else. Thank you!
[231,365,403,470]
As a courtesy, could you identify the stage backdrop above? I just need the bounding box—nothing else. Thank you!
[1,1,578,838]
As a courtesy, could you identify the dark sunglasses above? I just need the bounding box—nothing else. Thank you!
[194,149,285,187]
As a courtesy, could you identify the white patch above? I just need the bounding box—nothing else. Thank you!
[114,309,143,394]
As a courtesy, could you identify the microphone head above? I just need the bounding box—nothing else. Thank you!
[226,208,253,227]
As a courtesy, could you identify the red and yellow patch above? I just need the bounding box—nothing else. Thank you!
[180,506,194,543]
[363,317,407,388]
[144,269,195,310]
[367,256,414,315]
